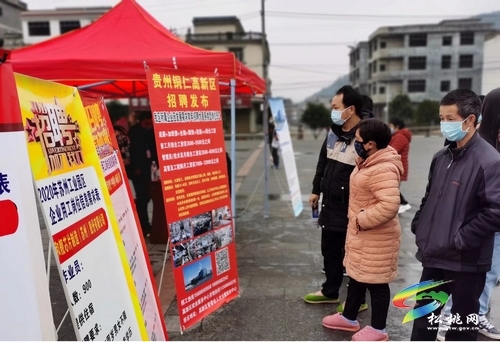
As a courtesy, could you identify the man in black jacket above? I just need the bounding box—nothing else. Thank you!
[304,86,364,305]
[410,89,500,341]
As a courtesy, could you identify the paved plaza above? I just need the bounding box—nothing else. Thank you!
[39,130,500,341]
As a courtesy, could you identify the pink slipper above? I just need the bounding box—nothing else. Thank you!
[322,313,360,332]
[352,325,389,341]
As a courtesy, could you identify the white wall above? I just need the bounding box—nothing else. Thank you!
[482,35,500,95]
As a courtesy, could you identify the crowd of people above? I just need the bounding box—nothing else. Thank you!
[304,85,500,341]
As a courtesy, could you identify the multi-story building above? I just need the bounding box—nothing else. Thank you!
[0,0,27,49]
[350,18,495,119]
[21,6,110,46]
[482,32,500,95]
[185,16,270,134]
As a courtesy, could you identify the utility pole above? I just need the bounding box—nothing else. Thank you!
[261,0,269,218]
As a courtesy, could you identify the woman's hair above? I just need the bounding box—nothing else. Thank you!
[357,119,392,149]
[478,88,500,151]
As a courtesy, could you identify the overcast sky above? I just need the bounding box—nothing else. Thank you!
[23,0,500,102]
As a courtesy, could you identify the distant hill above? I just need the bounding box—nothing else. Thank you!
[474,10,500,30]
[300,74,350,105]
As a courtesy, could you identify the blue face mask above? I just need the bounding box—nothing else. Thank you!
[440,117,470,142]
[331,108,351,126]
[354,140,368,159]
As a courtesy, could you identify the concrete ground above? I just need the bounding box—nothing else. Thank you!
[40,130,500,341]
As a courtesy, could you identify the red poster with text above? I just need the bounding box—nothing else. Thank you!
[145,67,239,332]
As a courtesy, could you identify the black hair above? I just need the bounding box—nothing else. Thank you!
[440,89,481,125]
[335,85,363,118]
[357,119,392,149]
[478,88,500,152]
[479,95,485,103]
[361,94,373,111]
[390,118,405,129]
[138,111,152,122]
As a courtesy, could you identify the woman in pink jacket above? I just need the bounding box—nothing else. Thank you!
[322,119,403,341]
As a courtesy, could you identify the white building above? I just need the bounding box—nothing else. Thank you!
[21,6,110,45]
[482,33,500,95]
[0,0,27,49]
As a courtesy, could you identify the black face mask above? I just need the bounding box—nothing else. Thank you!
[354,140,368,159]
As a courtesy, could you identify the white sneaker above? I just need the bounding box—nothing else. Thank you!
[478,316,500,340]
[398,204,411,214]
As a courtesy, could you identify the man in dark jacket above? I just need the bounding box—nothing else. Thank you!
[304,85,364,305]
[410,89,500,341]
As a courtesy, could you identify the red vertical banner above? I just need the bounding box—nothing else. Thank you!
[145,67,239,332]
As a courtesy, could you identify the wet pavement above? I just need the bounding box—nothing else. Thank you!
[40,130,500,340]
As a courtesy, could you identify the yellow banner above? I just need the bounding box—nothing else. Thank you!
[15,73,148,341]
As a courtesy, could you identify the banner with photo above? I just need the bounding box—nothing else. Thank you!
[0,58,55,340]
[15,73,148,341]
[80,92,168,341]
[145,67,239,332]
[268,98,303,217]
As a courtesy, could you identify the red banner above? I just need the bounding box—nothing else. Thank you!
[146,67,239,331]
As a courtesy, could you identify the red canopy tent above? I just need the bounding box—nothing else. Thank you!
[11,0,265,97]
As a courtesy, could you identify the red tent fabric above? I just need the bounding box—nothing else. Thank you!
[11,0,265,97]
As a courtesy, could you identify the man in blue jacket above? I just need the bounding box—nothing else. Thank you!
[410,89,500,341]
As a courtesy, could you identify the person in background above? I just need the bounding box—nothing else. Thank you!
[271,130,280,169]
[388,118,412,214]
[361,95,375,119]
[410,89,500,341]
[113,114,135,199]
[129,111,157,238]
[322,119,402,341]
[437,89,500,341]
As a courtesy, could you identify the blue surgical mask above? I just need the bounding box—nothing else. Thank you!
[440,118,470,142]
[331,108,351,126]
[354,140,368,159]
[390,128,395,134]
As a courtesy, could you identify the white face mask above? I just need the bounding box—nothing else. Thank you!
[331,107,351,126]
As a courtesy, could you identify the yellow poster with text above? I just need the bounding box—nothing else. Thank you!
[15,73,148,341]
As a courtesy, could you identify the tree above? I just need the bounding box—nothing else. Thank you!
[389,95,414,122]
[301,102,331,139]
[415,100,440,126]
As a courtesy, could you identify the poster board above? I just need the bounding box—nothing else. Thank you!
[15,73,148,341]
[0,56,55,341]
[80,92,168,341]
[145,67,239,331]
[269,98,303,217]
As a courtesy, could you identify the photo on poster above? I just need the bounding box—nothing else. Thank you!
[170,219,192,245]
[192,211,212,237]
[182,255,213,292]
[214,226,233,250]
[215,247,231,276]
[212,206,231,227]
[187,233,216,261]
[173,242,193,268]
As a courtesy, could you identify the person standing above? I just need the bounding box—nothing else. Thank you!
[388,118,412,214]
[410,89,500,341]
[322,119,402,341]
[129,111,157,237]
[304,85,365,306]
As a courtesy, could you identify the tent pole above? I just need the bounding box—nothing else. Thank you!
[230,79,236,220]
[77,80,115,90]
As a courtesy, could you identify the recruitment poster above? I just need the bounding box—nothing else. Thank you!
[269,98,303,217]
[0,56,55,340]
[15,73,148,341]
[145,67,239,331]
[80,92,168,341]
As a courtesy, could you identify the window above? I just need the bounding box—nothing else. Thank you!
[28,21,50,36]
[442,36,452,46]
[373,61,377,73]
[228,47,244,62]
[441,55,452,69]
[373,39,378,51]
[373,85,377,95]
[59,21,80,34]
[408,80,426,92]
[380,41,386,49]
[379,86,386,94]
[380,64,386,72]
[459,55,473,68]
[0,7,3,16]
[409,34,427,47]
[460,32,474,45]
[458,78,472,90]
[440,80,450,92]
[408,56,427,70]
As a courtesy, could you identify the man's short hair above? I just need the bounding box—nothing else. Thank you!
[390,118,405,129]
[138,111,152,122]
[357,119,392,149]
[335,85,364,118]
[441,89,482,125]
[361,94,373,111]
